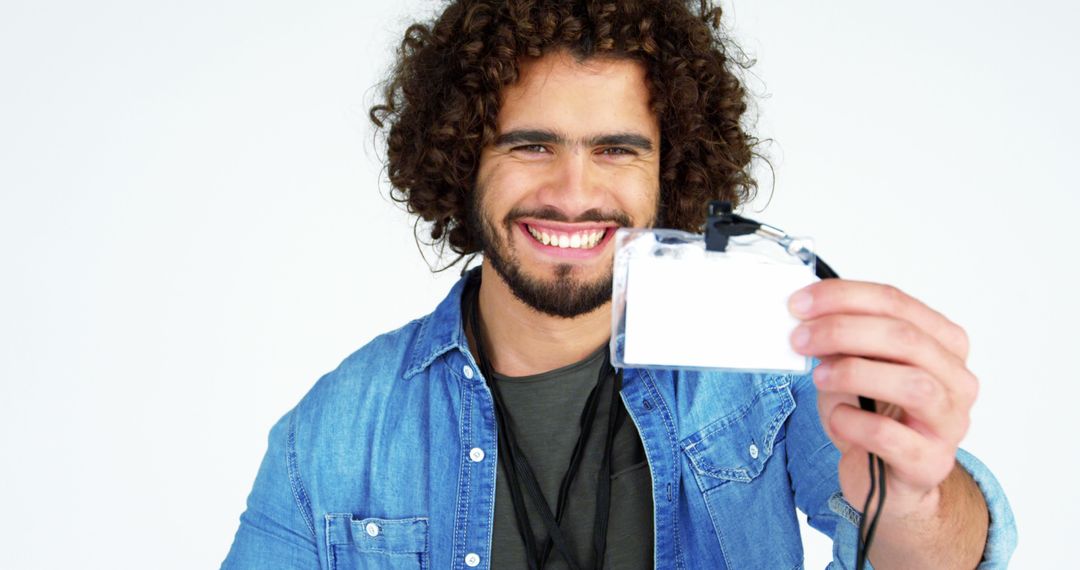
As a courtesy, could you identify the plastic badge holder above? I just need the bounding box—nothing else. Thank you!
[610,227,818,374]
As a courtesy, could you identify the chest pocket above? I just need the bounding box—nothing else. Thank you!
[681,382,795,491]
[680,382,804,569]
[325,514,429,570]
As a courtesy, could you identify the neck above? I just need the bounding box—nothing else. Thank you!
[470,262,611,377]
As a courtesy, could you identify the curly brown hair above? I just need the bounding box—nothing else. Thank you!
[370,0,758,268]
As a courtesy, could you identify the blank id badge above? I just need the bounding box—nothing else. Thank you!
[610,227,818,374]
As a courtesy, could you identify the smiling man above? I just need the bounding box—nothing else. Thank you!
[222,1,1016,569]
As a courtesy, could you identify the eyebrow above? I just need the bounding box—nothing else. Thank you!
[494,129,654,152]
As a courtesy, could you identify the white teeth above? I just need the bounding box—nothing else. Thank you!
[526,225,607,249]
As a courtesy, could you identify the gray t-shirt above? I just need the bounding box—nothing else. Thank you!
[489,346,654,569]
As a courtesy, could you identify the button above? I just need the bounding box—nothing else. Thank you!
[365,522,380,537]
[465,553,481,567]
[748,443,760,459]
[469,447,485,462]
[463,365,474,379]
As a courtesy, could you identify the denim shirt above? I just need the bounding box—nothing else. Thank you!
[222,273,1017,569]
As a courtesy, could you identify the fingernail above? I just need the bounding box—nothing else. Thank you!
[791,325,811,349]
[789,290,813,316]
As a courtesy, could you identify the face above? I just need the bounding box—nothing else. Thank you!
[473,51,661,318]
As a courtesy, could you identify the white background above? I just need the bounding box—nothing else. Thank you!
[1,0,1075,567]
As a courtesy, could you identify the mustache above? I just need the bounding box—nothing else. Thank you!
[504,206,633,227]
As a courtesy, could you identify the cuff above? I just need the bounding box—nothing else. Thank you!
[825,449,1016,570]
[827,492,875,570]
[955,448,1018,569]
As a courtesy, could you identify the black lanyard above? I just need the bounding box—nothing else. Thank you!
[463,274,625,570]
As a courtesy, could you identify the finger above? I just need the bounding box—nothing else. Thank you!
[813,356,969,443]
[792,314,979,407]
[789,280,970,360]
[828,403,956,491]
[815,378,906,450]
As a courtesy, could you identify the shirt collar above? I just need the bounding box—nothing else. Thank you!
[403,267,477,379]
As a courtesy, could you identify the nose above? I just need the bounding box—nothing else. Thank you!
[533,151,605,219]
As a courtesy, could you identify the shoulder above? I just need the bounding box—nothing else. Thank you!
[281,273,471,438]
[331,318,425,387]
[291,317,428,433]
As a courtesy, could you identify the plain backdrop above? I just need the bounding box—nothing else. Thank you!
[1,0,1076,567]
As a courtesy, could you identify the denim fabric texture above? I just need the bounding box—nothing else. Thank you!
[222,271,1017,569]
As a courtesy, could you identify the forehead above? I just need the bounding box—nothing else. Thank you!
[497,51,657,137]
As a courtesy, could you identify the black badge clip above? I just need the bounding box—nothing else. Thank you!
[704,200,759,252]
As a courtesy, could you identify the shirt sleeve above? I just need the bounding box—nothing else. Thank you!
[221,409,320,569]
[784,367,1018,569]
[954,447,1018,568]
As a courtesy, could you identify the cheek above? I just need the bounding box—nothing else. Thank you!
[478,163,530,213]
[612,167,661,223]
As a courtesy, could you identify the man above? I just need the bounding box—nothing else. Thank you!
[223,0,1016,568]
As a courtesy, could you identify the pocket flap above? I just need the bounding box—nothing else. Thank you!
[680,383,795,482]
[326,514,429,554]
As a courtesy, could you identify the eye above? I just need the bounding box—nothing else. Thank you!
[512,144,550,154]
[599,147,635,156]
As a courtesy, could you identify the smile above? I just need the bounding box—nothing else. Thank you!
[524,224,608,249]
[516,221,618,259]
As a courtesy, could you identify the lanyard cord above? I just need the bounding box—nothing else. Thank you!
[463,276,625,570]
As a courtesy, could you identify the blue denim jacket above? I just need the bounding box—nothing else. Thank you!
[222,273,1017,569]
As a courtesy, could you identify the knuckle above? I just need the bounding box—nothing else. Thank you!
[882,284,906,313]
[906,370,938,408]
[952,324,971,356]
[885,433,919,467]
[956,370,980,405]
[867,415,889,446]
[902,445,925,470]
[892,320,921,349]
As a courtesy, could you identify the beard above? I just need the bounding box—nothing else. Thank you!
[469,192,640,319]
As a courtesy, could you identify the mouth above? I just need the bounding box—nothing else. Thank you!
[516,220,618,258]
